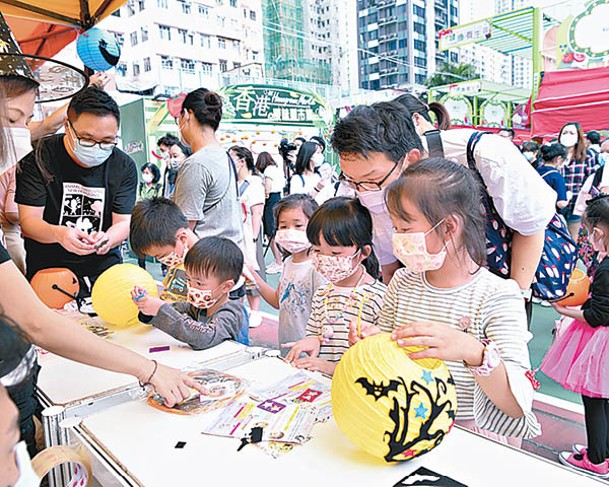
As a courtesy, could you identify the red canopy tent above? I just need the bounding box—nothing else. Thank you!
[531,66,609,138]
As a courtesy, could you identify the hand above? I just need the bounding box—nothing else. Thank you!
[146,362,205,407]
[88,72,110,90]
[284,336,320,363]
[348,319,381,346]
[242,263,257,283]
[550,302,570,315]
[87,231,111,255]
[293,357,337,376]
[391,322,485,364]
[131,286,164,316]
[58,227,95,255]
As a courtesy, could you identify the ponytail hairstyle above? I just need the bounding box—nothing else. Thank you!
[385,157,486,268]
[306,197,380,279]
[229,145,257,174]
[583,194,609,251]
[182,88,223,131]
[394,93,451,131]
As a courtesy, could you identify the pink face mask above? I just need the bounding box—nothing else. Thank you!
[312,250,360,283]
[275,229,311,254]
[187,284,221,309]
[392,220,447,273]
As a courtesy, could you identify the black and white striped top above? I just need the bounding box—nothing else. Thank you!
[306,280,387,362]
[378,267,541,439]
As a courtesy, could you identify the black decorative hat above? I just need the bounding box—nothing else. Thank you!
[0,319,34,388]
[0,12,88,103]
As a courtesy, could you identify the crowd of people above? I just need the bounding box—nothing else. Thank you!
[1,68,609,484]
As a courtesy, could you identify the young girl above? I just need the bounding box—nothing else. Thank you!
[285,197,387,375]
[358,158,540,443]
[541,194,609,478]
[247,194,326,353]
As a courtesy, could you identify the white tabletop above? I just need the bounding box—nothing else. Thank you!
[37,322,246,406]
[78,358,603,487]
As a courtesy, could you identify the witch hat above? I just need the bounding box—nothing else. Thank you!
[0,12,87,103]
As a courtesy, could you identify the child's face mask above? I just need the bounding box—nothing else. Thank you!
[187,283,225,309]
[275,229,311,254]
[158,241,188,267]
[392,219,447,273]
[312,250,361,283]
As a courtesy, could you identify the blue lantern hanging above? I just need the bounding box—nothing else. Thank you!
[77,28,121,72]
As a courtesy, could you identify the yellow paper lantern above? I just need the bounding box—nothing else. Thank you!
[556,268,590,307]
[91,264,158,327]
[332,333,457,462]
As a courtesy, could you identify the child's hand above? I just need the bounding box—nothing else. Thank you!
[242,263,257,283]
[550,302,569,314]
[391,321,486,364]
[293,357,337,376]
[348,319,381,346]
[131,286,164,316]
[283,337,320,363]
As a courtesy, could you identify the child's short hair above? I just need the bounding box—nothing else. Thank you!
[307,197,379,278]
[130,198,188,258]
[385,157,486,267]
[184,237,243,283]
[273,194,319,231]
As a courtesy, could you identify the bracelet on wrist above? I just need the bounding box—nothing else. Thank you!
[139,359,158,387]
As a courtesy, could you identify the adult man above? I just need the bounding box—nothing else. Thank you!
[16,87,137,290]
[497,128,515,141]
[331,100,555,289]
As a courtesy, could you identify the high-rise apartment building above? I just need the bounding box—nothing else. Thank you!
[98,0,264,96]
[357,0,459,91]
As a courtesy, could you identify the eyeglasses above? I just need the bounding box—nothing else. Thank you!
[68,121,118,150]
[339,159,400,192]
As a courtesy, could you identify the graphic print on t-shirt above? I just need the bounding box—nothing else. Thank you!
[60,183,105,234]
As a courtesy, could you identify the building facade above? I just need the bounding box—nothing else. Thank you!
[357,0,459,91]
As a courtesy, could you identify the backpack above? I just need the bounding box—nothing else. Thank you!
[426,130,578,300]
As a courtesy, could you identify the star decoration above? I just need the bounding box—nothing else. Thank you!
[414,402,428,419]
[421,369,433,385]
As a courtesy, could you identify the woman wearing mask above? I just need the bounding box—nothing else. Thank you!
[558,122,598,238]
[163,141,191,198]
[288,141,330,201]
[521,141,540,168]
[136,163,163,269]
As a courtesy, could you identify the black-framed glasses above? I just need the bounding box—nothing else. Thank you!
[339,159,400,192]
[68,121,119,150]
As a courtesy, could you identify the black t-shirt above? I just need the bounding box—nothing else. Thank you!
[15,134,137,279]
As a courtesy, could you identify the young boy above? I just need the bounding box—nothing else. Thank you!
[132,237,247,350]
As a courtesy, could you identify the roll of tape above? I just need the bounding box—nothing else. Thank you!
[31,445,91,486]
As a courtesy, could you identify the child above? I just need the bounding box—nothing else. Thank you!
[246,194,326,353]
[541,194,609,478]
[536,143,570,211]
[132,237,247,350]
[285,198,387,376]
[358,158,540,442]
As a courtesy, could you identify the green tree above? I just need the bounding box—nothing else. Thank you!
[424,62,479,88]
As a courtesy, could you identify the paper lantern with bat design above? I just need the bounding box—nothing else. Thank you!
[331,333,457,462]
[556,268,590,307]
[30,268,79,309]
[91,264,158,327]
[77,28,121,72]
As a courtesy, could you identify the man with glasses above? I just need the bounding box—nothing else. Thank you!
[16,87,137,292]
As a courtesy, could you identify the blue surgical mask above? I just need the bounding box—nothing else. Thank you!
[73,143,113,168]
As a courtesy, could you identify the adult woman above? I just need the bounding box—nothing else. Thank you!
[255,151,284,274]
[558,122,598,238]
[137,163,162,269]
[230,145,265,328]
[289,141,326,197]
[163,141,191,198]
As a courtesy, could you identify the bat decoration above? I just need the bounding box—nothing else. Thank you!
[356,377,400,401]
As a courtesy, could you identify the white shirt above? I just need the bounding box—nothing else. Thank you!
[289,172,321,195]
[239,174,265,269]
[263,165,285,194]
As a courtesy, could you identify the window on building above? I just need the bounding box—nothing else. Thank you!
[415,73,426,85]
[138,0,145,11]
[181,1,191,14]
[217,0,224,5]
[110,32,124,46]
[133,63,140,76]
[127,4,135,16]
[161,56,173,70]
[414,40,425,51]
[230,0,237,6]
[414,57,427,68]
[201,62,213,74]
[252,50,259,61]
[218,37,226,49]
[200,34,211,48]
[157,0,168,7]
[398,38,406,49]
[130,32,138,46]
[141,27,149,42]
[179,29,188,43]
[450,52,459,63]
[219,59,228,72]
[233,62,241,71]
[198,4,209,17]
[159,25,171,40]
[180,59,196,73]
[249,10,256,20]
[144,57,151,72]
[117,62,127,76]
[414,5,425,17]
[233,40,240,51]
[217,15,225,27]
[414,22,425,34]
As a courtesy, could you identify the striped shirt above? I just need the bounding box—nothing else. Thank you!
[378,268,541,439]
[306,280,387,362]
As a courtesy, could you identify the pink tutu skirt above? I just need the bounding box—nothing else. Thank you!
[540,319,609,399]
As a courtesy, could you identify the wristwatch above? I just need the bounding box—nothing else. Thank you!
[466,339,501,376]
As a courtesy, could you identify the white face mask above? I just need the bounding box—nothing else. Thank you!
[142,173,154,184]
[311,152,324,167]
[169,158,181,170]
[1,127,33,174]
[392,220,447,273]
[13,441,41,487]
[559,133,578,148]
[357,188,386,213]
[523,152,535,162]
[275,229,311,254]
